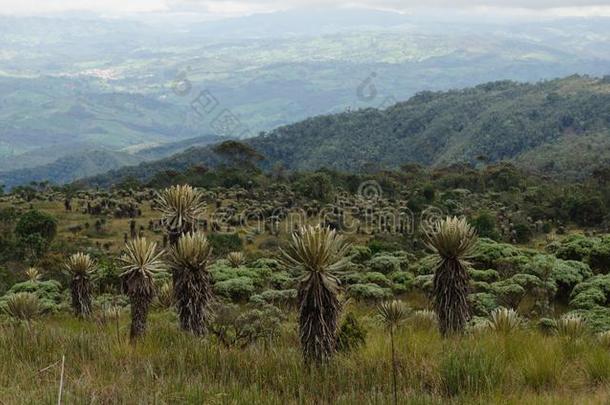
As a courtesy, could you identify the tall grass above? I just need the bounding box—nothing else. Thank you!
[0,311,608,403]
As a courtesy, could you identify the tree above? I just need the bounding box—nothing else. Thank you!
[167,232,213,335]
[293,172,335,202]
[15,210,57,243]
[280,225,351,363]
[424,217,477,336]
[64,253,96,317]
[157,185,206,246]
[377,300,409,405]
[471,211,500,240]
[119,238,165,341]
[213,140,264,171]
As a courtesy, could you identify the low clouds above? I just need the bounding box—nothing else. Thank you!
[1,0,610,16]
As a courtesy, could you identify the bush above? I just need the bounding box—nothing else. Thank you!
[513,223,533,244]
[208,233,243,256]
[367,255,401,274]
[214,277,256,301]
[210,303,284,347]
[336,313,367,353]
[389,271,414,293]
[588,237,610,273]
[249,289,297,307]
[7,280,62,312]
[469,269,500,283]
[14,210,57,243]
[347,283,392,301]
[349,245,372,264]
[472,238,524,269]
[469,292,499,316]
[569,274,610,310]
[552,235,598,262]
[361,272,392,288]
[471,211,501,240]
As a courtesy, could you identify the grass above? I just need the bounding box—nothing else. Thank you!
[0,310,609,404]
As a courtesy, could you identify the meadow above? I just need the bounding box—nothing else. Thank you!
[1,165,610,404]
[1,309,610,404]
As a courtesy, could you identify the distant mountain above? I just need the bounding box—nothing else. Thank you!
[0,135,225,189]
[3,13,610,174]
[81,75,610,187]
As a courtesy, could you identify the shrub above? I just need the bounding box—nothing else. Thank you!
[472,238,524,269]
[347,283,392,301]
[210,303,284,347]
[208,233,243,256]
[569,307,610,333]
[552,234,598,262]
[471,211,501,240]
[513,222,533,244]
[588,236,610,273]
[361,272,391,288]
[249,289,297,307]
[469,269,500,283]
[490,280,526,309]
[214,277,256,301]
[349,245,372,264]
[469,292,499,316]
[569,274,610,310]
[389,271,414,293]
[14,210,57,242]
[336,313,367,353]
[410,255,437,275]
[7,280,62,312]
[366,255,401,274]
[268,271,295,289]
[412,275,434,293]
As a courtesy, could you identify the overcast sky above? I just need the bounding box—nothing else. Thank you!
[1,0,610,18]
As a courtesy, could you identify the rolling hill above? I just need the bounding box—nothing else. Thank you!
[0,135,226,189]
[79,75,610,187]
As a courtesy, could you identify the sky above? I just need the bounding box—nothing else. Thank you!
[1,0,610,19]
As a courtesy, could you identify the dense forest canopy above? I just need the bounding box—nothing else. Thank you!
[79,75,610,189]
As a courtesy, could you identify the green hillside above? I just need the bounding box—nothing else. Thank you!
[82,75,610,187]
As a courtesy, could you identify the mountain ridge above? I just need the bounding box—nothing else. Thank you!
[77,75,610,188]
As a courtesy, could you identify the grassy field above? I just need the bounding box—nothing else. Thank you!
[1,308,609,404]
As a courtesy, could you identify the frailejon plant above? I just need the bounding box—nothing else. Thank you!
[424,217,477,336]
[556,314,587,339]
[377,300,409,405]
[487,307,522,335]
[227,251,246,268]
[280,225,351,363]
[24,267,41,282]
[167,232,214,335]
[119,237,165,341]
[4,292,42,321]
[156,185,206,245]
[64,252,96,317]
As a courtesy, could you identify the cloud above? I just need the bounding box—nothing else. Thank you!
[1,0,610,16]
